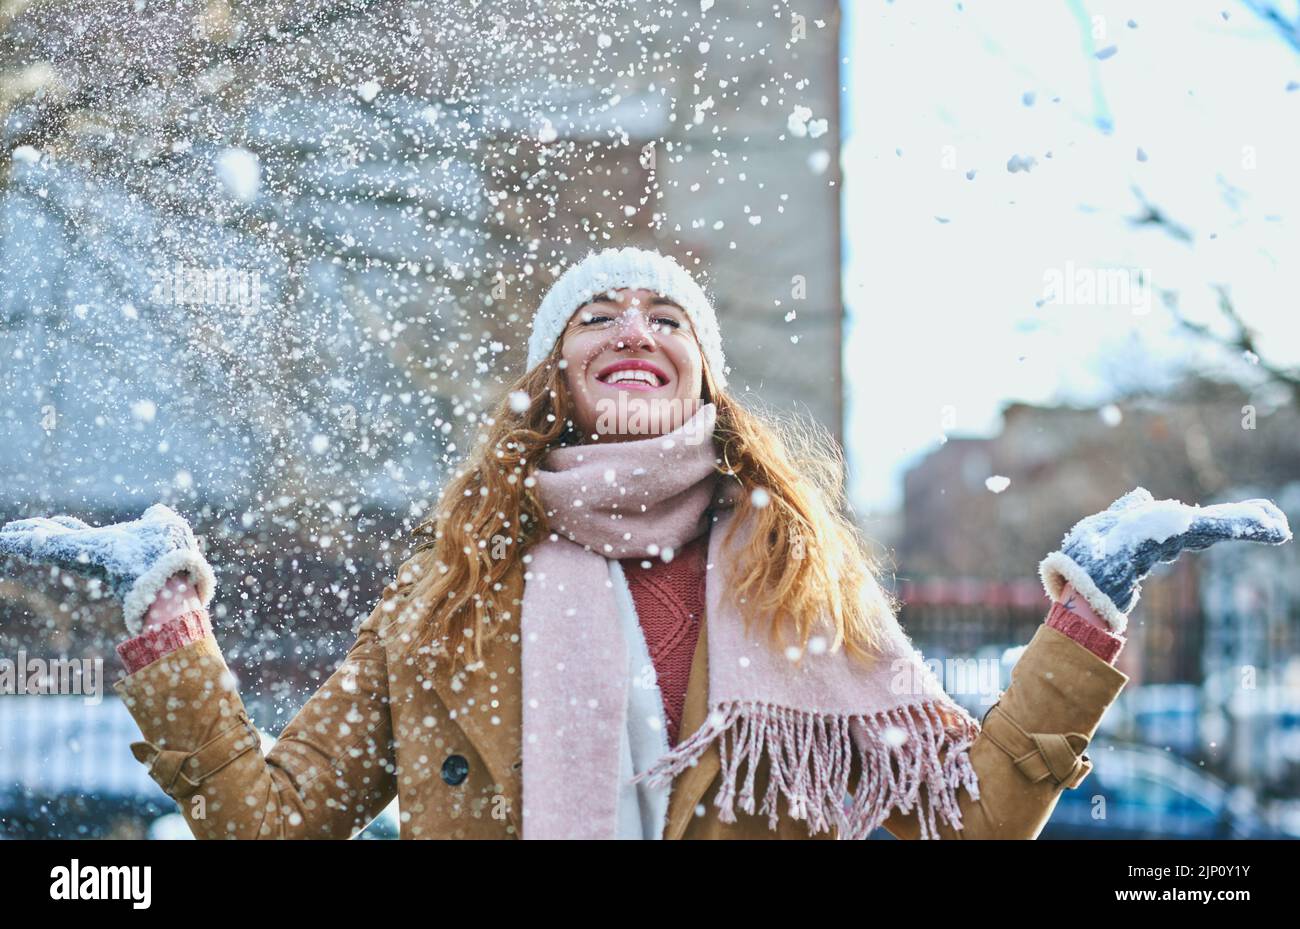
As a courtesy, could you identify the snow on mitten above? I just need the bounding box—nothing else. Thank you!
[0,503,216,636]
[1039,487,1291,635]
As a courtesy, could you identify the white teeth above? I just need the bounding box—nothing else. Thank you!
[604,369,661,386]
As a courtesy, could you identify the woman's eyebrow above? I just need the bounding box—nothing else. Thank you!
[585,295,683,310]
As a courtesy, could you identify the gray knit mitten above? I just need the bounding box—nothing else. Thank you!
[0,504,216,636]
[1039,487,1291,635]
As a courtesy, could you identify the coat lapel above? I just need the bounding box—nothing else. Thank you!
[426,571,525,835]
[663,611,721,840]
[429,636,524,833]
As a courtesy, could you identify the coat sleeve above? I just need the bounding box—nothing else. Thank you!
[879,622,1128,840]
[113,559,421,839]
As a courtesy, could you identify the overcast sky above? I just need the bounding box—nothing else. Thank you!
[841,0,1300,514]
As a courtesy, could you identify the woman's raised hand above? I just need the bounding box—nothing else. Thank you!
[0,503,215,636]
[1040,487,1292,635]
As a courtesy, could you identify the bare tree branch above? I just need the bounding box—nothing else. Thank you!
[1126,184,1194,242]
[1241,0,1300,54]
[1161,284,1300,405]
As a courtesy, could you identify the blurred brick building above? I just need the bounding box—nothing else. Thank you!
[896,376,1300,687]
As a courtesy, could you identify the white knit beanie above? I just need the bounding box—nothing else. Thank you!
[525,246,728,388]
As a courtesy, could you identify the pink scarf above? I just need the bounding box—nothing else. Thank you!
[521,403,981,839]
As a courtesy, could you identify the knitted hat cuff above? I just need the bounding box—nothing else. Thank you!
[525,247,728,388]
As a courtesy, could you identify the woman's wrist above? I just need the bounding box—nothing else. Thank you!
[1046,583,1125,664]
[117,608,213,674]
[144,572,202,632]
[1058,582,1110,631]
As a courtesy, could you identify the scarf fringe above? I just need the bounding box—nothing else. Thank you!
[629,700,981,840]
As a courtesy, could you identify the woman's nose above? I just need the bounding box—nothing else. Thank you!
[611,309,657,351]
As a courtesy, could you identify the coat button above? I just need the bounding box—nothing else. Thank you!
[441,754,469,786]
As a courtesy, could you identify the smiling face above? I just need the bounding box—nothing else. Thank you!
[560,287,706,441]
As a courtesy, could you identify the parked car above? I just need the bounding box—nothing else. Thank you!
[1039,741,1290,839]
[357,799,400,839]
[1199,665,1300,792]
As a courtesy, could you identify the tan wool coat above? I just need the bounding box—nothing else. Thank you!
[115,548,1128,839]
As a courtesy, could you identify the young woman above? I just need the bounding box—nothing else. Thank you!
[1,246,1290,840]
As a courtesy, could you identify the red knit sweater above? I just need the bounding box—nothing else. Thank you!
[619,532,709,746]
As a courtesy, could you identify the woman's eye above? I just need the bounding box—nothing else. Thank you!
[654,317,681,329]
[581,314,613,325]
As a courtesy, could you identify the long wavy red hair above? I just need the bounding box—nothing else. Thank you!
[397,338,899,675]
